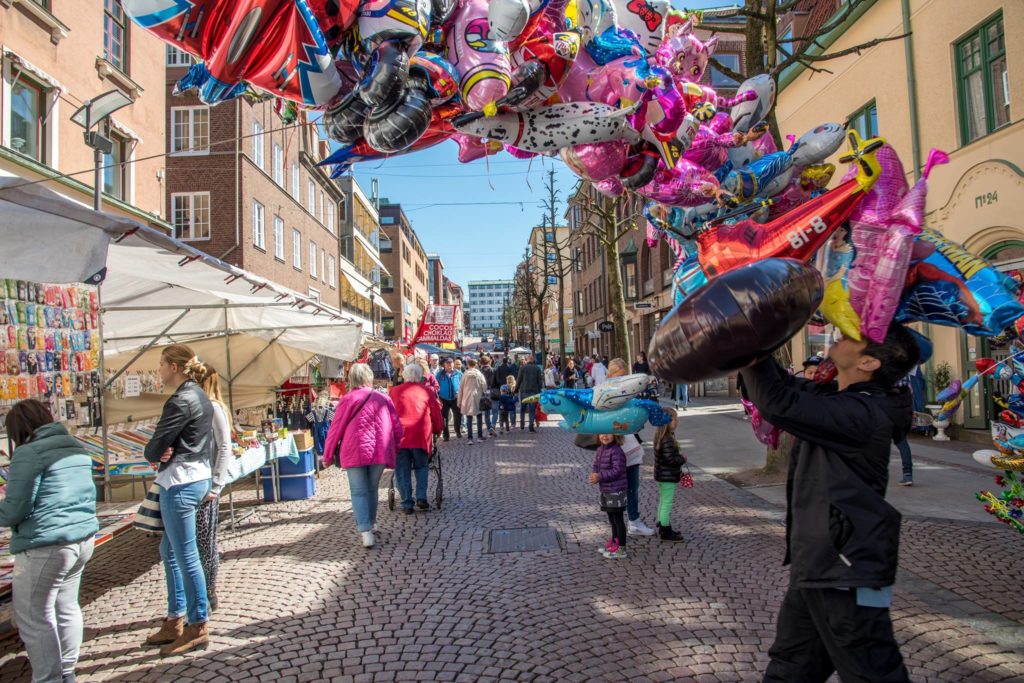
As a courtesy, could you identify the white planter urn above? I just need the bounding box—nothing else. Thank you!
[925,404,950,441]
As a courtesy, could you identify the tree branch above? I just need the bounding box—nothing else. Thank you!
[800,33,910,63]
[708,56,746,84]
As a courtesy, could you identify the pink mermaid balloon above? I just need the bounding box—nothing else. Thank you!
[635,158,721,207]
[447,0,511,111]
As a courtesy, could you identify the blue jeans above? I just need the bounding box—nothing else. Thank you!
[626,464,641,522]
[896,439,912,480]
[520,403,535,429]
[347,464,385,532]
[491,402,500,429]
[159,479,211,625]
[395,449,429,509]
[674,382,688,406]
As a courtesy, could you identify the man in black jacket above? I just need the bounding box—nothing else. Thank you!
[515,357,543,432]
[740,323,919,683]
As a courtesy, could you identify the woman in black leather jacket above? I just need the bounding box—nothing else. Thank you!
[652,412,685,542]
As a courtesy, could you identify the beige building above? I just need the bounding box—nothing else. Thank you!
[335,175,388,335]
[528,225,575,356]
[777,0,1023,431]
[378,199,428,342]
[0,0,168,229]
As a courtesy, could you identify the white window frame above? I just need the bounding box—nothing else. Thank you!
[252,120,264,168]
[327,200,335,234]
[319,190,325,223]
[170,106,209,156]
[171,192,210,241]
[309,241,318,278]
[292,229,302,269]
[308,287,321,302]
[252,201,265,250]
[321,249,327,283]
[166,46,193,66]
[307,179,315,214]
[273,216,284,260]
[272,143,283,185]
[328,255,336,288]
[290,163,300,199]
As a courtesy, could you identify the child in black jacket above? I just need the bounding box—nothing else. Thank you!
[652,412,685,542]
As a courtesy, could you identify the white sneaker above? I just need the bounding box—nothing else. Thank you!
[467,438,474,445]
[628,520,655,536]
[372,524,379,533]
[361,531,375,548]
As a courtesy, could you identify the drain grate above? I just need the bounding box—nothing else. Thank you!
[487,527,561,553]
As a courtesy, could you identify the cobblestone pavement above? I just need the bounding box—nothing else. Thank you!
[1,416,1023,682]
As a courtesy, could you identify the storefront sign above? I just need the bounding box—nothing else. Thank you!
[598,320,614,332]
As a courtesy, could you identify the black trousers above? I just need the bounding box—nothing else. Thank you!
[605,509,627,546]
[764,585,909,683]
[440,399,462,438]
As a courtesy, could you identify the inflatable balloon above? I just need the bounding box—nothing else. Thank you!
[741,399,781,449]
[820,228,861,341]
[489,0,531,41]
[766,163,835,219]
[635,158,722,207]
[729,74,775,133]
[508,29,582,109]
[788,123,846,167]
[452,102,640,153]
[897,228,1024,336]
[123,0,345,106]
[567,0,617,42]
[453,133,502,162]
[649,258,824,382]
[539,394,670,434]
[560,141,628,181]
[719,149,794,204]
[609,0,670,55]
[593,176,626,196]
[409,52,460,105]
[697,131,884,278]
[447,0,512,111]
[654,17,717,83]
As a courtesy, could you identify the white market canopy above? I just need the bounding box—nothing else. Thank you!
[0,176,363,419]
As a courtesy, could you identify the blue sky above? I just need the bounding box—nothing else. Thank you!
[352,0,736,290]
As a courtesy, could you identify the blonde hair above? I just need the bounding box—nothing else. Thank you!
[162,344,214,384]
[505,376,516,392]
[602,434,625,446]
[652,413,679,450]
[198,365,229,415]
[608,358,628,377]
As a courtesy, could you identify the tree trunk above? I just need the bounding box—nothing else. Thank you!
[603,217,630,361]
[557,274,567,361]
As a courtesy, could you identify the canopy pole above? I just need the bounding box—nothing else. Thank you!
[104,309,192,389]
[97,284,111,504]
[224,301,234,414]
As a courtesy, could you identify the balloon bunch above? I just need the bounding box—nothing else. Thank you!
[532,373,672,434]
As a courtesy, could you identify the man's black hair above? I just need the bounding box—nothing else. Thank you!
[862,323,921,390]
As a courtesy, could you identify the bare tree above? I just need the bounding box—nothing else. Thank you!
[538,168,576,362]
[511,254,538,352]
[698,0,909,146]
[568,186,641,360]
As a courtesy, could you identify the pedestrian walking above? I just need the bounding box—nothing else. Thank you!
[453,358,463,373]
[1,399,98,683]
[591,356,609,386]
[652,413,685,542]
[515,356,543,432]
[894,374,915,486]
[416,357,440,397]
[390,363,442,514]
[323,363,403,548]
[673,381,689,410]
[607,358,655,536]
[479,356,498,437]
[562,359,580,389]
[740,323,919,683]
[143,344,215,656]
[544,358,559,389]
[632,352,651,375]
[195,364,233,612]
[435,357,463,440]
[499,379,518,432]
[588,434,628,559]
[458,358,490,445]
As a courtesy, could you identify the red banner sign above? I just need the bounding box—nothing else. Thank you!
[411,305,459,345]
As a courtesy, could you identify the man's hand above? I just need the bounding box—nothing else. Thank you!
[159,448,173,463]
[588,473,599,484]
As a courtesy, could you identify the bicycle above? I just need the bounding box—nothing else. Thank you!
[387,439,444,511]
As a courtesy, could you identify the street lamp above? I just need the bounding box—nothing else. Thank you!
[71,89,133,211]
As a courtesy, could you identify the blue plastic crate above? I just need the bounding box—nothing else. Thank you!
[278,448,315,476]
[260,466,315,501]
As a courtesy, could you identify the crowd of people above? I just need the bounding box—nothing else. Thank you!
[0,319,925,682]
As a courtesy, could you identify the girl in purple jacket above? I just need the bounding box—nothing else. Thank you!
[589,434,628,559]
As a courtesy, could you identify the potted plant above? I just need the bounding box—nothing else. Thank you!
[927,361,954,441]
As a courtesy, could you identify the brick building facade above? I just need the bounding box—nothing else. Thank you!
[0,0,168,229]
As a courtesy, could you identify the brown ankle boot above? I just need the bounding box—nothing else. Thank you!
[160,622,209,657]
[145,617,184,646]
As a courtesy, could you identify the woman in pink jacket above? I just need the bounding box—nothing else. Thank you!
[323,363,403,548]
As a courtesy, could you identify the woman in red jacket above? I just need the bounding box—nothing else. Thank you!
[389,363,443,514]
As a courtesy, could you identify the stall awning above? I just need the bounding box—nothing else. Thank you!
[340,258,392,312]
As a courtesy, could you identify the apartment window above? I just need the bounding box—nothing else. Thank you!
[166,46,193,66]
[9,76,47,162]
[292,229,302,269]
[102,133,128,200]
[328,255,336,288]
[104,0,128,73]
[322,249,327,283]
[956,13,1009,144]
[309,241,318,278]
[776,25,793,67]
[252,201,265,250]
[171,193,210,241]
[291,163,300,199]
[273,144,284,185]
[273,216,284,260]
[711,54,740,87]
[327,201,335,233]
[170,107,209,154]
[576,291,584,315]
[308,287,320,302]
[319,190,325,222]
[847,100,878,140]
[307,180,315,214]
[252,121,264,168]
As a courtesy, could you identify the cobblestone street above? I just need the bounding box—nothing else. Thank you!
[1,410,1023,682]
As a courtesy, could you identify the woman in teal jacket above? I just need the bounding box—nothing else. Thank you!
[2,399,98,683]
